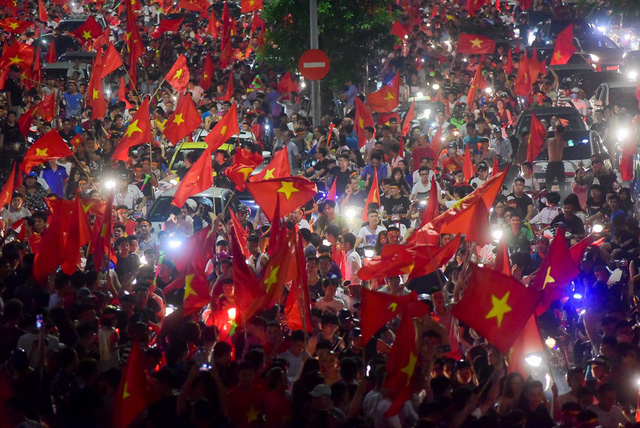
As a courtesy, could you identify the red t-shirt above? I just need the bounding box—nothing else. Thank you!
[263,390,292,428]
[228,384,266,427]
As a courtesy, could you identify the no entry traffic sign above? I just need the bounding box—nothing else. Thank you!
[298,49,330,81]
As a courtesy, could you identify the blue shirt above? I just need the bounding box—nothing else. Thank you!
[342,85,358,107]
[360,163,388,182]
[41,166,68,197]
[63,92,83,118]
[345,133,358,151]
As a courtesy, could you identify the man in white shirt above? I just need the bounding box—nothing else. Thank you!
[410,166,437,200]
[342,233,362,286]
[587,383,631,428]
[114,175,145,211]
[1,192,31,230]
[355,210,386,249]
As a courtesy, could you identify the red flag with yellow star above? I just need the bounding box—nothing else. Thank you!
[0,163,15,209]
[249,144,290,182]
[408,234,462,280]
[151,17,183,39]
[525,113,547,163]
[466,65,488,110]
[125,0,143,85]
[222,74,234,102]
[0,18,32,34]
[354,97,374,148]
[71,16,103,43]
[241,0,262,13]
[206,10,219,38]
[165,53,190,91]
[163,93,202,145]
[87,52,107,120]
[177,0,208,15]
[550,24,576,66]
[0,42,33,70]
[360,289,421,344]
[452,265,540,353]
[514,52,533,97]
[172,145,213,208]
[38,0,48,23]
[90,191,114,273]
[362,168,380,221]
[101,42,123,78]
[230,209,250,258]
[203,103,239,150]
[530,227,579,315]
[21,130,73,173]
[367,73,399,113]
[456,34,496,54]
[224,147,263,191]
[112,98,151,161]
[401,101,415,136]
[199,53,214,90]
[60,194,93,274]
[384,304,427,416]
[357,245,416,282]
[113,343,150,428]
[183,271,211,316]
[245,177,317,222]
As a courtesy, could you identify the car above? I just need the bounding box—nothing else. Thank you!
[56,14,107,33]
[569,70,626,98]
[589,81,640,113]
[514,107,587,138]
[147,186,237,233]
[42,62,91,80]
[57,51,97,65]
[33,35,82,61]
[530,130,611,190]
[620,50,640,79]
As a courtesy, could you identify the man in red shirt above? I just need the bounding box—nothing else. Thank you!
[228,361,267,427]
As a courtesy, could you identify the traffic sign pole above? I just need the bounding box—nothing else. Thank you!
[309,0,320,127]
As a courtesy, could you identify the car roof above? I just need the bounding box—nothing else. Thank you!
[58,52,97,60]
[603,80,638,89]
[522,107,580,115]
[158,186,233,198]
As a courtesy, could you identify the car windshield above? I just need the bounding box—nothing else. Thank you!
[608,88,639,110]
[519,113,586,135]
[535,133,592,161]
[170,148,207,170]
[148,195,224,223]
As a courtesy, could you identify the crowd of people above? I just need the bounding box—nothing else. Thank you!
[1,0,640,427]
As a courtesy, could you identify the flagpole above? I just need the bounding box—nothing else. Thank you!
[151,77,167,99]
[70,151,102,195]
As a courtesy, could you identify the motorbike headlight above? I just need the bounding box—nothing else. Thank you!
[592,223,604,233]
[525,355,542,367]
[617,128,629,141]
[544,337,556,349]
[491,227,503,242]
[629,71,637,80]
[104,179,116,190]
[345,209,356,219]
[364,249,375,258]
[168,239,182,249]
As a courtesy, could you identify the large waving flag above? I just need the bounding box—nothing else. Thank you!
[21,130,73,173]
[204,103,239,150]
[112,98,151,161]
[163,93,202,145]
[245,177,317,222]
[172,145,213,208]
[367,73,399,113]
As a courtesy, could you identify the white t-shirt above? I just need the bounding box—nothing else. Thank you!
[345,249,362,285]
[114,185,144,210]
[315,297,345,314]
[356,224,386,248]
[587,404,630,428]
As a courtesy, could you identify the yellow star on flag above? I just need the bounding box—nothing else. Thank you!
[388,302,398,312]
[122,382,131,399]
[173,68,183,80]
[8,22,18,30]
[204,73,209,79]
[400,352,417,386]
[173,113,184,126]
[263,168,275,180]
[246,406,259,423]
[238,167,253,181]
[277,181,299,200]
[81,201,93,213]
[470,38,483,49]
[9,56,23,65]
[82,30,92,40]
[485,291,512,328]
[264,265,280,293]
[184,274,196,299]
[220,125,227,135]
[384,91,394,101]
[358,118,364,129]
[542,266,554,289]
[553,50,563,61]
[125,32,131,42]
[92,89,99,100]
[124,119,142,138]
[36,148,48,156]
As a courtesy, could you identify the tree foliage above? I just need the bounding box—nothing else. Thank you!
[260,0,396,89]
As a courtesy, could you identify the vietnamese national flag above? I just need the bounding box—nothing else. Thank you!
[230,227,262,315]
[151,17,183,39]
[118,76,132,109]
[550,24,576,66]
[206,10,219,38]
[38,0,48,23]
[452,266,540,353]
[249,146,290,182]
[466,0,483,16]
[165,54,190,91]
[241,0,262,13]
[0,163,15,209]
[71,16,103,42]
[172,145,213,208]
[203,103,239,150]
[246,177,317,222]
[199,54,214,90]
[87,54,107,120]
[60,194,93,274]
[163,93,202,145]
[391,21,408,40]
[125,0,144,84]
[224,147,263,191]
[357,245,417,281]
[493,238,511,276]
[514,52,533,97]
[222,74,234,101]
[509,315,544,376]
[0,18,32,34]
[325,177,337,201]
[462,145,474,182]
[525,113,547,163]
[183,271,211,315]
[284,232,312,332]
[277,72,297,98]
[456,34,496,54]
[0,42,34,71]
[367,73,399,113]
[407,176,439,243]
[45,41,56,63]
[90,191,114,272]
[402,101,415,136]
[101,42,123,77]
[177,0,208,14]
[113,343,150,428]
[407,234,461,280]
[504,48,514,75]
[112,98,151,161]
[430,123,444,155]
[230,209,250,258]
[21,130,73,173]
[360,289,420,344]
[355,97,374,148]
[466,65,487,109]
[530,227,580,315]
[384,303,429,416]
[362,168,380,221]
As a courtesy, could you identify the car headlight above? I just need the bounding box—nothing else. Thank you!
[589,53,600,63]
[628,70,637,80]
